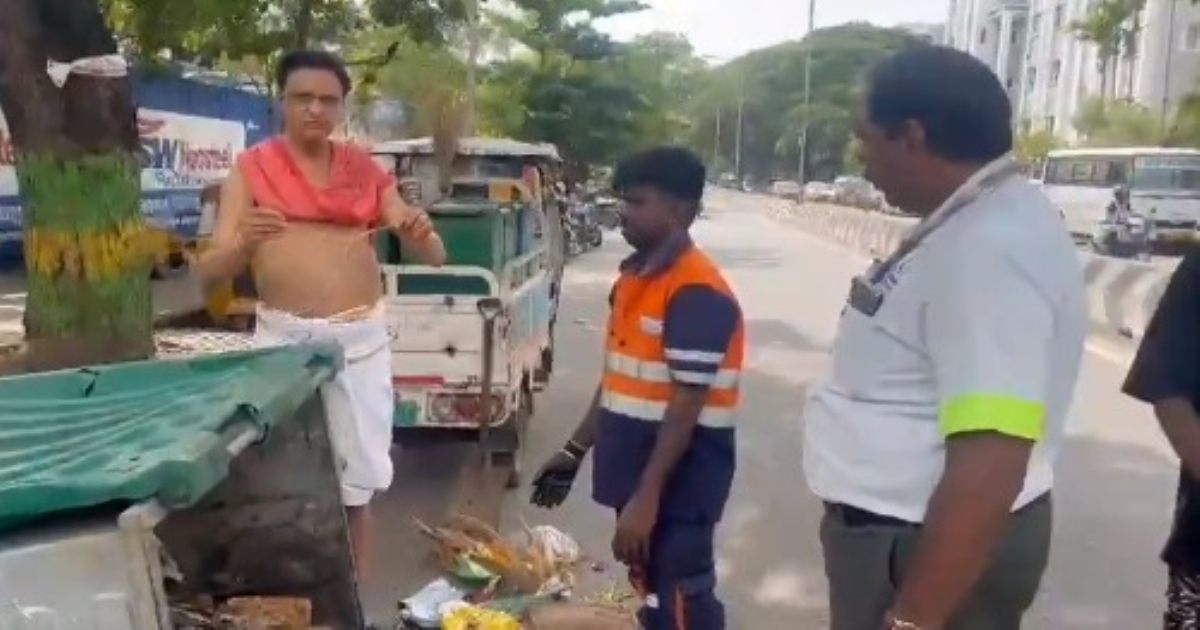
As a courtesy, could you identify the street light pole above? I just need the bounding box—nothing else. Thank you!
[798,0,816,184]
[713,107,722,170]
[734,96,744,179]
[1162,0,1179,131]
[702,54,739,176]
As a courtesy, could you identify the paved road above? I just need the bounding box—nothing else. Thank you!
[707,187,1185,273]
[0,205,1180,627]
[503,196,1178,629]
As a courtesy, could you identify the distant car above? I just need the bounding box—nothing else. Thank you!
[770,179,803,200]
[834,176,882,210]
[803,181,837,203]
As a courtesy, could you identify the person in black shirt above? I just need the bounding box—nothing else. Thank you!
[1123,252,1200,629]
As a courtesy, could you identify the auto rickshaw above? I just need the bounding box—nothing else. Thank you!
[370,137,565,484]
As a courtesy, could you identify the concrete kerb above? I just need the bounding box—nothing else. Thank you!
[772,202,1172,340]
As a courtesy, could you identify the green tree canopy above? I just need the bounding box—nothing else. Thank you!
[102,0,467,66]
[618,32,707,147]
[345,26,470,137]
[685,23,921,181]
[342,1,706,169]
[1068,0,1144,100]
[1073,96,1164,146]
[1014,129,1061,164]
[476,0,662,171]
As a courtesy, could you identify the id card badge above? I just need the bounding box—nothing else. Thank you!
[847,274,885,317]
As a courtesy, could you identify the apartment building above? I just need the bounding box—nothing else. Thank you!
[945,0,1029,102]
[946,0,1200,141]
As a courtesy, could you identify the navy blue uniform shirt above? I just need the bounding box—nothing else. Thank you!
[591,235,742,523]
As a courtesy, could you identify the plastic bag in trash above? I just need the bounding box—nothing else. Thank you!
[398,578,469,628]
[526,525,581,565]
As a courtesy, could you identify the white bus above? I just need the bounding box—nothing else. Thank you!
[1038,147,1200,243]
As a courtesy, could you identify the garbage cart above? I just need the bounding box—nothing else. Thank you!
[0,345,361,629]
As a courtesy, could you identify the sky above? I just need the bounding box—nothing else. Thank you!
[597,0,949,60]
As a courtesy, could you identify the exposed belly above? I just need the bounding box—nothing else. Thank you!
[252,222,382,318]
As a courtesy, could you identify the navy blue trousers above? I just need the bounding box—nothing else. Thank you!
[628,519,724,630]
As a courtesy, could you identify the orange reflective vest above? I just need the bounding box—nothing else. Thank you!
[593,244,743,522]
[603,253,744,425]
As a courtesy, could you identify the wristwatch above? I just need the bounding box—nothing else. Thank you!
[884,613,923,629]
[562,439,588,460]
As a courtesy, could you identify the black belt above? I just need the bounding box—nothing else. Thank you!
[824,493,1050,529]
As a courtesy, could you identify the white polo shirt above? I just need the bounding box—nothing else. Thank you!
[803,173,1086,523]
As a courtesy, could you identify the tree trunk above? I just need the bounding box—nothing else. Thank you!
[292,0,318,49]
[1098,56,1110,106]
[0,0,153,371]
[1124,17,1140,100]
[1108,56,1119,101]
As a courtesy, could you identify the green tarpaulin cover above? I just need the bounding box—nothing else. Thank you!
[0,345,339,532]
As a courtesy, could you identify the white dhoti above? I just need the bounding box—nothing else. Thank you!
[254,302,395,507]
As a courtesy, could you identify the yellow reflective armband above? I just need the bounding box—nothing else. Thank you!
[939,394,1045,441]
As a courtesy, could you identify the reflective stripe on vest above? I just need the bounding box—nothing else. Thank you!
[605,351,740,389]
[601,389,736,429]
[600,246,744,430]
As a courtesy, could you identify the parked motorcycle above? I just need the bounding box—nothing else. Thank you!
[564,203,601,257]
[591,197,621,230]
[579,208,603,249]
[563,213,582,258]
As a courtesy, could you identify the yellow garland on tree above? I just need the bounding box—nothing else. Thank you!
[25,222,169,280]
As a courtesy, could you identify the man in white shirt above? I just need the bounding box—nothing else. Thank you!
[803,45,1087,629]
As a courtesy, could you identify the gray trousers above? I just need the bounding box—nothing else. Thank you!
[820,495,1052,630]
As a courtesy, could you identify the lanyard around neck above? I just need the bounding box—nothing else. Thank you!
[869,158,1020,283]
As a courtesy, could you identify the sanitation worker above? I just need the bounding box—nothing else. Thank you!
[530,146,744,630]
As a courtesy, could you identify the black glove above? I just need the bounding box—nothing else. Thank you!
[530,448,583,509]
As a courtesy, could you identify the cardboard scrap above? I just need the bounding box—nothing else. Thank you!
[219,596,312,629]
[173,596,315,630]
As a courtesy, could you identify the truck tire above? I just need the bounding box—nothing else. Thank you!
[533,344,554,389]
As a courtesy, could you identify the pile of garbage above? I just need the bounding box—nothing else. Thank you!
[171,595,320,629]
[402,514,637,629]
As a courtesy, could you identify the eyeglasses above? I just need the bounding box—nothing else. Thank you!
[284,92,344,111]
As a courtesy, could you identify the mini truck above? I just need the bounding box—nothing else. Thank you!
[371,137,566,485]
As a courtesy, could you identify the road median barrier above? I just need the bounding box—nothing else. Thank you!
[770,201,1173,341]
